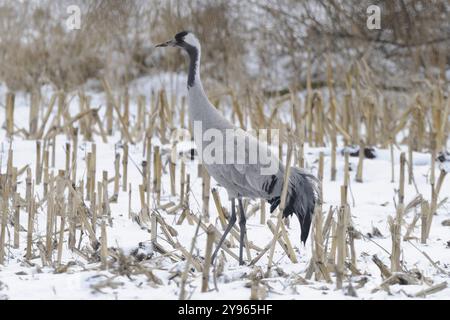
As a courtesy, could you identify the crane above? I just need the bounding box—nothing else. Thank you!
[156,31,319,265]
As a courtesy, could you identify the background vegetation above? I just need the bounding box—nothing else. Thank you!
[0,0,448,93]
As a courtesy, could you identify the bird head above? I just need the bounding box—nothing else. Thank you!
[155,31,200,51]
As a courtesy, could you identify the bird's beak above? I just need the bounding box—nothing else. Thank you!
[155,39,176,48]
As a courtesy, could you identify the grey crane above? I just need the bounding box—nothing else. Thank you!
[156,31,319,265]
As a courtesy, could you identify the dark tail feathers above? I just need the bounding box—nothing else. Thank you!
[268,167,320,244]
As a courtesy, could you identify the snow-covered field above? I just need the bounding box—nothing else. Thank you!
[0,74,449,300]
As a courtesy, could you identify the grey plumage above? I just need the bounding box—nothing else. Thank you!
[157,31,319,263]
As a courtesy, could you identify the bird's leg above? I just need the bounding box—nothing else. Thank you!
[238,198,247,266]
[211,198,236,264]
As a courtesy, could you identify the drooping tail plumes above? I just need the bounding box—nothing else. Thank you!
[268,167,320,244]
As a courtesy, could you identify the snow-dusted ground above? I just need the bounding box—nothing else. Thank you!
[0,74,449,300]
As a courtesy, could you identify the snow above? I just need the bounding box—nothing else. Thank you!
[0,74,449,300]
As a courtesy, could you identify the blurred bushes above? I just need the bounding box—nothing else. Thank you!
[0,0,448,92]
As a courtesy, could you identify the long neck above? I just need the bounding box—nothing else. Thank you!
[185,45,201,89]
[185,44,234,132]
